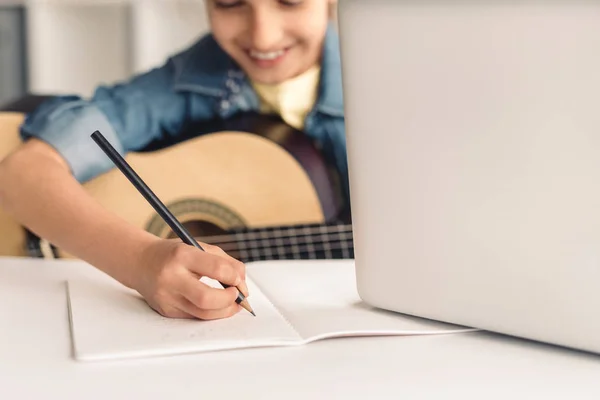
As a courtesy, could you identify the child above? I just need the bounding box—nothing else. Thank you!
[0,0,346,320]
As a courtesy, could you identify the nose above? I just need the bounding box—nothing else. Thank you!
[248,7,284,51]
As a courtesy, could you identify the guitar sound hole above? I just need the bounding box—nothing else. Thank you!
[166,221,227,240]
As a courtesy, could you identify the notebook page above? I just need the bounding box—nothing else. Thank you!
[247,259,475,342]
[67,275,300,361]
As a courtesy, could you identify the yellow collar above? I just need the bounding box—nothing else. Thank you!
[251,65,321,130]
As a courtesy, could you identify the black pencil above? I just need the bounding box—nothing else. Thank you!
[90,130,255,317]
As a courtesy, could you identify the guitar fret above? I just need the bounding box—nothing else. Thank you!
[273,229,286,259]
[235,232,249,262]
[289,227,301,258]
[250,238,260,260]
[303,225,316,259]
[319,225,332,259]
[338,224,351,259]
[260,230,272,260]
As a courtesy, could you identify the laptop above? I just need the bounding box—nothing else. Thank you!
[338,0,600,354]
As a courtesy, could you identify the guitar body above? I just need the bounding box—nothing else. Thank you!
[0,113,29,257]
[0,111,352,261]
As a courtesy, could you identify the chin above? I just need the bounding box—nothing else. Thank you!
[242,56,305,84]
[246,70,291,85]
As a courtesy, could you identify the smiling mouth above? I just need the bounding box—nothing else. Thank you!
[247,47,291,62]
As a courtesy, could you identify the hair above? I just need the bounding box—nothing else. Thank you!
[194,1,337,23]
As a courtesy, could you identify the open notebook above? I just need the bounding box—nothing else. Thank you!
[66,259,476,361]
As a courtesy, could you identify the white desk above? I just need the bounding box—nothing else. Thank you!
[2,256,600,399]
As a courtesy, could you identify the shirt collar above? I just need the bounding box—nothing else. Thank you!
[173,23,344,116]
[314,23,344,117]
[173,34,236,97]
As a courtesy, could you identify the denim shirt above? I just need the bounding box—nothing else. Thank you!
[20,24,349,216]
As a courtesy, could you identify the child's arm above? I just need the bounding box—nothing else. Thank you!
[0,38,250,319]
[0,138,247,319]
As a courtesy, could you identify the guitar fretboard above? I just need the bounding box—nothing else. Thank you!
[201,223,354,263]
[24,222,355,263]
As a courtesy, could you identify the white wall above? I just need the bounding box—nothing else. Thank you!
[25,0,210,97]
[131,0,208,74]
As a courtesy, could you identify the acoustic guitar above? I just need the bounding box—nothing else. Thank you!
[0,111,354,262]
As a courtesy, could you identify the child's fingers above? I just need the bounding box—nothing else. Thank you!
[201,243,248,293]
[227,260,248,297]
[164,308,197,320]
[146,299,196,320]
[176,295,241,320]
[178,273,239,310]
[236,279,249,299]
[186,251,241,287]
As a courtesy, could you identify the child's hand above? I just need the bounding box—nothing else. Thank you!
[132,238,249,320]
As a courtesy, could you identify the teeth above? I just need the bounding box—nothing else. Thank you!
[250,49,285,60]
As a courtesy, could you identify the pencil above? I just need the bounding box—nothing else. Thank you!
[90,130,255,317]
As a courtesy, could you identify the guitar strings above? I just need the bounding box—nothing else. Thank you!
[205,232,354,252]
[225,240,355,260]
[192,224,353,245]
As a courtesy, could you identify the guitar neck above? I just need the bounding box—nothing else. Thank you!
[23,222,354,262]
[198,222,354,263]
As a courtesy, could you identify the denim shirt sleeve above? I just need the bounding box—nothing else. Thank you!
[19,56,189,184]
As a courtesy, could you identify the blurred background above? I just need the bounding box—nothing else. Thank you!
[0,0,211,106]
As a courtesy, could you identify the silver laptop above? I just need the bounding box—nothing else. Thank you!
[338,0,600,354]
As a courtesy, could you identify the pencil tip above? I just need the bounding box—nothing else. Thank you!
[239,299,256,316]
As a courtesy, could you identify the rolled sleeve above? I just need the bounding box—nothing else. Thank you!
[17,38,206,184]
[20,96,125,183]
